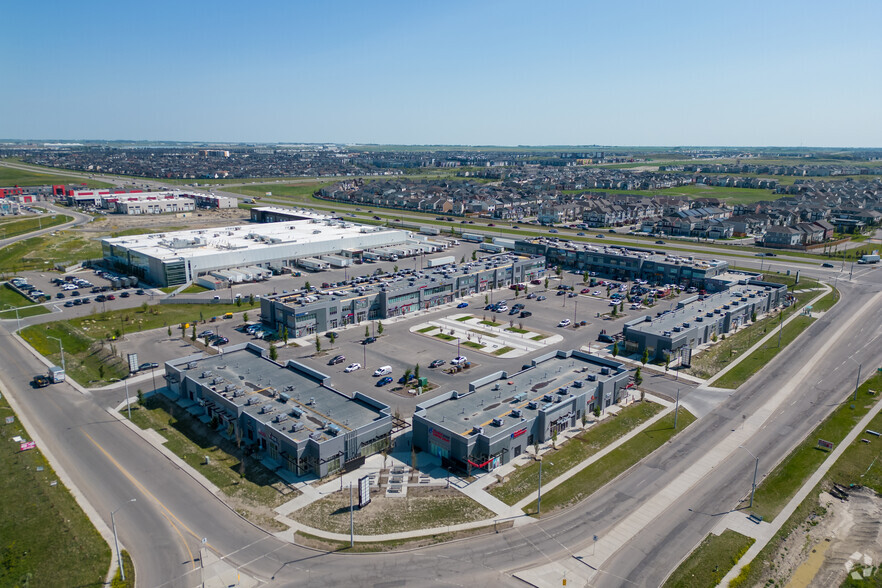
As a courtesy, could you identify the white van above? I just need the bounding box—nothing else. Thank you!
[373,366,392,377]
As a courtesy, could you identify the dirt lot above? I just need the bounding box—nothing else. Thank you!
[80,207,249,235]
[758,487,882,587]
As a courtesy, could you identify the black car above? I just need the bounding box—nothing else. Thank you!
[821,263,835,268]
[138,362,158,371]
[764,252,776,257]
[519,311,532,318]
[214,337,229,345]
[120,291,130,298]
[363,336,377,345]
[655,240,665,245]
[429,359,445,368]
[64,301,74,307]
[95,295,106,302]
[56,292,65,299]
[328,354,346,365]
[135,289,145,295]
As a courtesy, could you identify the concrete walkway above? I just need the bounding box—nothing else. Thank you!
[717,393,882,587]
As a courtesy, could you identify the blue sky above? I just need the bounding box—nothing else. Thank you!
[2,0,880,146]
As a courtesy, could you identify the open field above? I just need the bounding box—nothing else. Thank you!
[127,394,293,529]
[662,529,754,588]
[523,408,696,514]
[0,393,110,586]
[290,486,494,535]
[0,232,103,274]
[0,214,72,239]
[488,401,664,505]
[0,165,114,188]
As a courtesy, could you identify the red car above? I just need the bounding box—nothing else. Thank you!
[581,288,591,294]
[107,294,116,300]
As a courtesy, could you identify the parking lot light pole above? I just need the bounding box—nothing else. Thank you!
[738,446,759,508]
[848,358,862,401]
[47,335,65,372]
[111,498,136,581]
[1,304,21,332]
[124,378,132,419]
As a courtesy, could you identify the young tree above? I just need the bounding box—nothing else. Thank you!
[249,293,255,307]
[634,367,643,385]
[137,389,143,406]
[236,296,242,307]
[611,305,617,317]
[191,324,196,342]
[664,354,670,372]
[365,325,370,339]
[98,364,105,380]
[200,310,204,322]
[394,265,399,273]
[166,324,171,337]
[751,311,757,322]
[641,348,649,366]
[329,331,336,344]
[461,256,466,264]
[269,344,278,361]
[544,277,549,289]
[304,281,311,291]
[414,363,420,380]
[403,367,412,385]
[377,321,384,335]
[514,287,519,298]
[612,341,619,357]
[314,335,321,354]
[555,266,562,277]
[471,251,477,261]
[243,312,249,323]
[484,294,489,305]
[282,326,289,345]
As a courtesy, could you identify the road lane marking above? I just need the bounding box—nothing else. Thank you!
[83,431,198,569]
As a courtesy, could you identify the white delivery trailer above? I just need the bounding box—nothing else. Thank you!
[419,226,441,236]
[492,237,516,249]
[858,253,880,264]
[462,232,484,243]
[321,255,351,268]
[480,243,506,253]
[427,255,456,268]
[298,258,330,271]
[196,275,224,290]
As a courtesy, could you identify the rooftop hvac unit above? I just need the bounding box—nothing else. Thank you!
[326,423,341,436]
[512,393,526,402]
[696,316,703,322]
[274,414,289,423]
[187,362,198,370]
[558,387,569,395]
[473,426,484,435]
[586,373,597,382]
[554,396,563,403]
[290,407,303,418]
[572,380,583,388]
[528,401,538,410]
[543,394,554,403]
[673,326,681,332]
[510,409,522,418]
[291,422,304,432]
[309,432,322,440]
[600,367,610,375]
[683,322,691,328]
[492,417,505,427]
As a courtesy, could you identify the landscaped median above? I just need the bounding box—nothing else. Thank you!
[487,401,666,506]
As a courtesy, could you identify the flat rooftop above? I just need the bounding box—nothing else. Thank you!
[632,283,781,337]
[178,346,386,443]
[522,237,728,270]
[269,252,532,307]
[425,352,623,435]
[102,211,407,261]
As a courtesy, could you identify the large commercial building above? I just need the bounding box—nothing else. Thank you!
[101,211,413,286]
[114,197,195,215]
[260,253,546,336]
[514,238,730,289]
[164,343,393,478]
[412,350,630,474]
[622,279,788,361]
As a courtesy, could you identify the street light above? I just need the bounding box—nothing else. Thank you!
[537,457,553,516]
[848,357,862,401]
[111,498,136,581]
[47,335,65,372]
[1,304,21,332]
[738,446,759,508]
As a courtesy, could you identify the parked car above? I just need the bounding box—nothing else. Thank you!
[429,359,445,368]
[537,295,547,301]
[577,232,586,236]
[328,354,346,366]
[64,301,74,307]
[558,319,571,327]
[106,294,116,300]
[213,337,229,345]
[139,362,159,371]
[821,263,835,268]
[373,366,392,376]
[136,289,146,295]
[519,311,532,318]
[526,292,537,299]
[376,376,393,387]
[56,292,65,299]
[363,336,377,345]
[344,363,362,373]
[457,302,469,308]
[398,373,416,384]
[451,356,468,366]
[119,291,130,298]
[95,295,106,302]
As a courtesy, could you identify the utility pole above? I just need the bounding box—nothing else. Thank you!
[674,388,680,429]
[124,379,132,419]
[349,482,354,547]
[777,305,784,348]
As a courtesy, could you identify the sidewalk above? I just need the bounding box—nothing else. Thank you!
[718,393,882,587]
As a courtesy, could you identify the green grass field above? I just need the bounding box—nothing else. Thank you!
[0,165,114,188]
[662,530,755,588]
[0,394,110,586]
[0,232,103,274]
[0,214,72,239]
[488,401,664,505]
[523,408,696,514]
[19,301,256,385]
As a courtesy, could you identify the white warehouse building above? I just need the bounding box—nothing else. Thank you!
[101,211,413,287]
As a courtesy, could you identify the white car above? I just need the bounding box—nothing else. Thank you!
[451,356,468,366]
[495,305,509,312]
[558,319,571,327]
[373,365,392,376]
[344,363,361,373]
